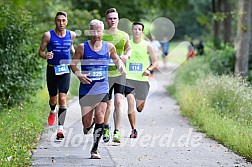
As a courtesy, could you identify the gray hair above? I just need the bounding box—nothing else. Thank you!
[89,19,104,30]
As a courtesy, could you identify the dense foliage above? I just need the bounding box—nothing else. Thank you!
[206,44,235,75]
[0,3,43,108]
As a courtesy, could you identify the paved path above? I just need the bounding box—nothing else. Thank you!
[31,64,252,167]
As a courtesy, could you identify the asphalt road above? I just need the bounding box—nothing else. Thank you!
[31,64,252,167]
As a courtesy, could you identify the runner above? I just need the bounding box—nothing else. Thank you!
[159,37,170,69]
[38,11,76,139]
[70,19,126,159]
[149,36,162,77]
[102,8,132,143]
[125,21,159,138]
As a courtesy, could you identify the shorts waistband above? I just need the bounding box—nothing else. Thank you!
[47,64,70,67]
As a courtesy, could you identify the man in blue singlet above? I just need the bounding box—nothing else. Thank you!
[70,19,126,159]
[38,11,76,139]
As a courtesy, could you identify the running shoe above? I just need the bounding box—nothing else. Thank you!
[48,113,56,126]
[103,127,110,142]
[112,131,121,143]
[90,149,101,159]
[130,129,137,138]
[56,129,64,140]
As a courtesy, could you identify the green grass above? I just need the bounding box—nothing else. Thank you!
[0,73,80,166]
[0,88,48,166]
[69,74,80,98]
[169,57,252,161]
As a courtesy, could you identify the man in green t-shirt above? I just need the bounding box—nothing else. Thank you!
[125,21,158,138]
[102,8,132,143]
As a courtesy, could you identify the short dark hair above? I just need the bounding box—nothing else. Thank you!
[132,21,144,31]
[105,8,118,16]
[55,11,67,19]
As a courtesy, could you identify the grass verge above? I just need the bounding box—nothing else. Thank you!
[0,88,48,166]
[169,57,252,162]
[0,73,80,166]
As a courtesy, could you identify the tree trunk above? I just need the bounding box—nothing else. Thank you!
[250,0,252,71]
[250,0,252,55]
[223,0,232,45]
[235,0,252,76]
[212,0,221,48]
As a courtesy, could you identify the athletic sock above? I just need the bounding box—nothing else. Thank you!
[58,106,67,126]
[92,123,104,151]
[58,125,63,131]
[49,103,57,113]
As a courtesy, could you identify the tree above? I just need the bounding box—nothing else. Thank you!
[235,0,252,76]
[0,1,44,107]
[223,0,232,44]
[212,0,222,48]
[250,1,252,56]
[71,0,150,21]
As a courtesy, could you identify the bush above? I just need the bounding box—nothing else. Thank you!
[0,3,44,108]
[205,45,235,75]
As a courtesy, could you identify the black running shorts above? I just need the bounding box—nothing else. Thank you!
[46,65,71,97]
[108,75,126,100]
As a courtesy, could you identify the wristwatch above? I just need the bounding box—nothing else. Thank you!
[147,68,152,72]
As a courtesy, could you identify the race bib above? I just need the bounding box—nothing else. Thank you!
[54,64,69,75]
[129,63,143,72]
[88,66,106,81]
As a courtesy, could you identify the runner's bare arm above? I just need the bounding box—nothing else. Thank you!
[108,43,126,75]
[70,44,92,84]
[38,31,53,59]
[70,31,76,55]
[143,44,159,76]
[120,33,132,63]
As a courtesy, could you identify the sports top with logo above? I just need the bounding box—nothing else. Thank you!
[47,30,72,75]
[79,41,110,96]
[126,39,150,82]
[47,30,72,65]
[102,30,127,77]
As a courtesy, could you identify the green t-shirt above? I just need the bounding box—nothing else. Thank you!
[102,29,127,77]
[126,39,150,82]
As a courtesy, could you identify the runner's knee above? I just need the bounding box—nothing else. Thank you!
[59,95,67,105]
[137,102,145,112]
